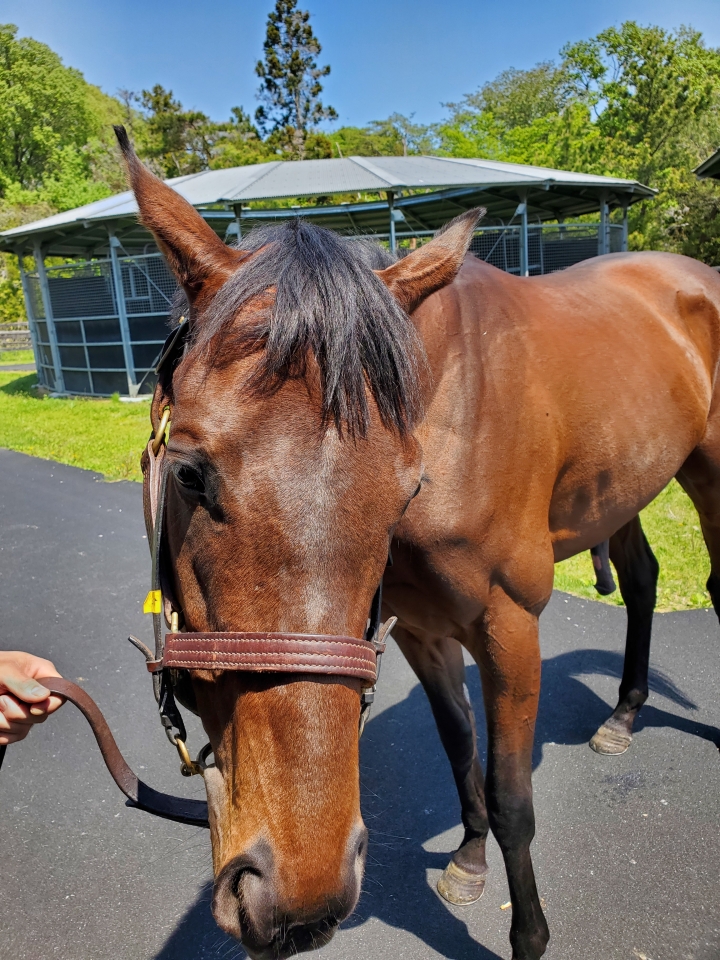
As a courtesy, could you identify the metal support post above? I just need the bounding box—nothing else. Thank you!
[16,252,43,385]
[233,205,244,245]
[599,194,609,255]
[516,198,529,277]
[108,233,138,396]
[387,191,396,254]
[32,242,65,394]
[621,202,629,252]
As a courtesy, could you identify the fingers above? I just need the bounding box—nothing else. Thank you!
[0,651,63,704]
[0,694,46,743]
[0,652,64,745]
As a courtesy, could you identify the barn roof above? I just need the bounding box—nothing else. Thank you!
[0,154,655,257]
[695,148,720,180]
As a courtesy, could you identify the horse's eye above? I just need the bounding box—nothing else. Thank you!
[174,464,205,496]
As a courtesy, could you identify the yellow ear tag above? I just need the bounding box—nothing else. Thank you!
[143,590,162,614]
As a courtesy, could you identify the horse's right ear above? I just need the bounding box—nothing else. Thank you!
[374,208,484,315]
[114,125,243,304]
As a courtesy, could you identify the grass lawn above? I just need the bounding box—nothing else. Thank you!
[0,348,35,365]
[0,370,711,610]
[0,371,150,481]
[551,480,710,611]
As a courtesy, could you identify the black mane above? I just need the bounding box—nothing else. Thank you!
[180,219,423,436]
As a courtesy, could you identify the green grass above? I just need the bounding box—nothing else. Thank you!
[0,371,150,481]
[0,370,711,609]
[0,348,35,365]
[554,480,711,611]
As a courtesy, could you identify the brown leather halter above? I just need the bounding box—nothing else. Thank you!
[136,321,391,782]
[0,322,392,829]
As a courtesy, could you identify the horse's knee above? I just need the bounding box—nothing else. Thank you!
[486,786,535,852]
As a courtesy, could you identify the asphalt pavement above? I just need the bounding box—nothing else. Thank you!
[0,448,719,960]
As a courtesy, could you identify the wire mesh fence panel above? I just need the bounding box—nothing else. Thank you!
[23,278,53,388]
[609,224,624,253]
[119,254,177,315]
[469,227,522,273]
[533,224,602,274]
[46,261,116,319]
[25,275,45,320]
[119,253,178,392]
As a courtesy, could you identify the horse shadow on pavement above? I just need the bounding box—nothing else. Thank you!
[152,647,720,960]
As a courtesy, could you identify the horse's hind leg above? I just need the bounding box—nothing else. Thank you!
[677,444,720,618]
[393,625,489,905]
[590,515,659,755]
[590,540,617,595]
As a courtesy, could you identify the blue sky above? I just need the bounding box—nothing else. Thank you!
[4,0,720,127]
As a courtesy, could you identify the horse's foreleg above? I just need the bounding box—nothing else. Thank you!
[393,626,489,905]
[473,589,549,960]
[590,515,658,756]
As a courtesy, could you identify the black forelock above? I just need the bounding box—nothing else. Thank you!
[177,219,424,437]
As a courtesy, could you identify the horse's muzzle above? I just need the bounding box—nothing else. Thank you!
[212,826,367,957]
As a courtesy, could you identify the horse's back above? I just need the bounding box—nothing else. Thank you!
[414,251,720,562]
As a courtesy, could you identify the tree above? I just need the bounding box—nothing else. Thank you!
[0,24,96,190]
[450,61,569,131]
[210,106,275,168]
[435,22,720,255]
[255,0,337,159]
[562,24,717,185]
[133,85,215,178]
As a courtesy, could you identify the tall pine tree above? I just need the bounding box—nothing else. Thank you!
[255,0,337,160]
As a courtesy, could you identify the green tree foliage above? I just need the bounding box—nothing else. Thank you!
[0,24,125,323]
[133,85,215,177]
[435,22,720,253]
[255,0,337,159]
[210,107,275,168]
[0,23,91,188]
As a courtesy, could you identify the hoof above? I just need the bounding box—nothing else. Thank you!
[437,860,488,905]
[589,724,632,755]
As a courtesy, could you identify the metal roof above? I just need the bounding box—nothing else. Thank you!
[0,154,655,257]
[695,148,720,180]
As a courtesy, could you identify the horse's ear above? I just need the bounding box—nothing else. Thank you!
[114,125,243,303]
[375,208,485,314]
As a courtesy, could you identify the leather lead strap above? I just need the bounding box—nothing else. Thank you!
[37,677,209,828]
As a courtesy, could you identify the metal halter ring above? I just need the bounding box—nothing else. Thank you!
[174,738,213,778]
[151,407,171,456]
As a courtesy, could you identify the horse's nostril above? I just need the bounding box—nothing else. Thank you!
[354,824,369,861]
[232,864,259,898]
[212,843,275,942]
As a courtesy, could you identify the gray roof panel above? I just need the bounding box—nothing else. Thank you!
[0,153,655,254]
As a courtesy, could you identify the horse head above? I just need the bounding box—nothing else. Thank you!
[116,127,479,958]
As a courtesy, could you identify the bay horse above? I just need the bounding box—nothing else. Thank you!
[116,127,720,960]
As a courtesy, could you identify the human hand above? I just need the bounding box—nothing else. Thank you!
[0,651,64,745]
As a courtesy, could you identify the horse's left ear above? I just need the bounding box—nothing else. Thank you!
[114,125,243,304]
[375,208,485,314]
